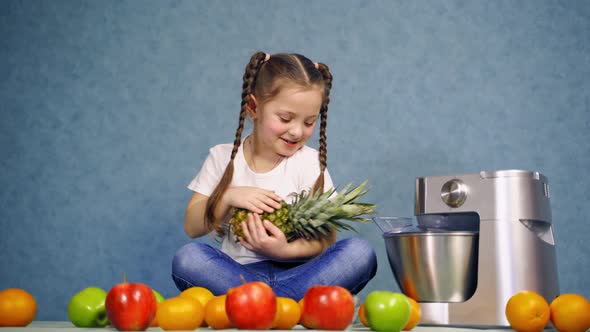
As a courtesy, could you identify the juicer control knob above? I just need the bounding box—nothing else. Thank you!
[441,179,467,208]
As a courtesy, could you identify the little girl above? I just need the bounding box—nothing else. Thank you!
[172,52,377,299]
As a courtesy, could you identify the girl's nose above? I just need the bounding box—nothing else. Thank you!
[288,124,303,139]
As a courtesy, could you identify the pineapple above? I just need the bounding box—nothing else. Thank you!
[229,181,376,241]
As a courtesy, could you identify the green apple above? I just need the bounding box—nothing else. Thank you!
[67,287,109,327]
[364,291,410,332]
[152,289,165,303]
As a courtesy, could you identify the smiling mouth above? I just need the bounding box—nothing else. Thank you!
[282,138,299,146]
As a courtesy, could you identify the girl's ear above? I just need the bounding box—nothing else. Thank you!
[246,94,258,119]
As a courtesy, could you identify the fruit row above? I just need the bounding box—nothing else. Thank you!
[2,283,588,331]
[0,279,420,332]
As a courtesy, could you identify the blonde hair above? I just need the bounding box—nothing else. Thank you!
[206,52,333,235]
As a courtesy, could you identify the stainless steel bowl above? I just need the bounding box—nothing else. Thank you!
[383,230,479,302]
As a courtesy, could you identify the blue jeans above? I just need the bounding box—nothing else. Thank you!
[171,237,377,300]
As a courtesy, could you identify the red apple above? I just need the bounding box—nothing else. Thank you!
[300,285,355,330]
[105,280,157,331]
[226,281,276,329]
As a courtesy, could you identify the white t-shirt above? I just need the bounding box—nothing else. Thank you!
[187,141,334,264]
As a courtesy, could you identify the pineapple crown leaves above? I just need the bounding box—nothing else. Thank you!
[229,180,377,241]
[288,180,377,229]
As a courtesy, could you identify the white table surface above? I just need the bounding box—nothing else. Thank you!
[0,321,559,331]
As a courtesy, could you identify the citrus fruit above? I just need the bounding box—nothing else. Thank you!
[550,293,590,332]
[358,303,368,327]
[272,297,301,330]
[150,303,161,327]
[179,286,214,326]
[156,297,204,331]
[179,286,214,306]
[505,290,550,332]
[0,288,37,327]
[150,289,165,327]
[298,298,304,322]
[204,295,232,330]
[403,297,421,330]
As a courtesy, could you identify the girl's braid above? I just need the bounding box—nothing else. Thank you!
[231,51,268,159]
[312,62,333,195]
[205,51,268,234]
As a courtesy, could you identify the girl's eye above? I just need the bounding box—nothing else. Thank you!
[280,117,290,123]
[305,121,316,127]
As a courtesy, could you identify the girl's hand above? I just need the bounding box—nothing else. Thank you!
[238,213,289,258]
[225,187,282,214]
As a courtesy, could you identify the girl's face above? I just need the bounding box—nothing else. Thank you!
[250,85,323,158]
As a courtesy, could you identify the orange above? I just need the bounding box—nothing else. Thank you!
[403,297,421,330]
[179,286,214,326]
[358,303,368,327]
[156,297,204,331]
[272,297,301,330]
[550,293,590,332]
[179,286,214,306]
[204,295,232,330]
[505,290,550,332]
[150,302,162,327]
[150,303,158,327]
[0,288,37,327]
[298,298,304,323]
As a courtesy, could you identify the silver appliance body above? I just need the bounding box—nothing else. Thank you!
[410,170,559,327]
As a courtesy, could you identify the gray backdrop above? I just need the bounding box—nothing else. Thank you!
[1,0,589,321]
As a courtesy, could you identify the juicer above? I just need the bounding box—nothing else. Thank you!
[381,169,559,327]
